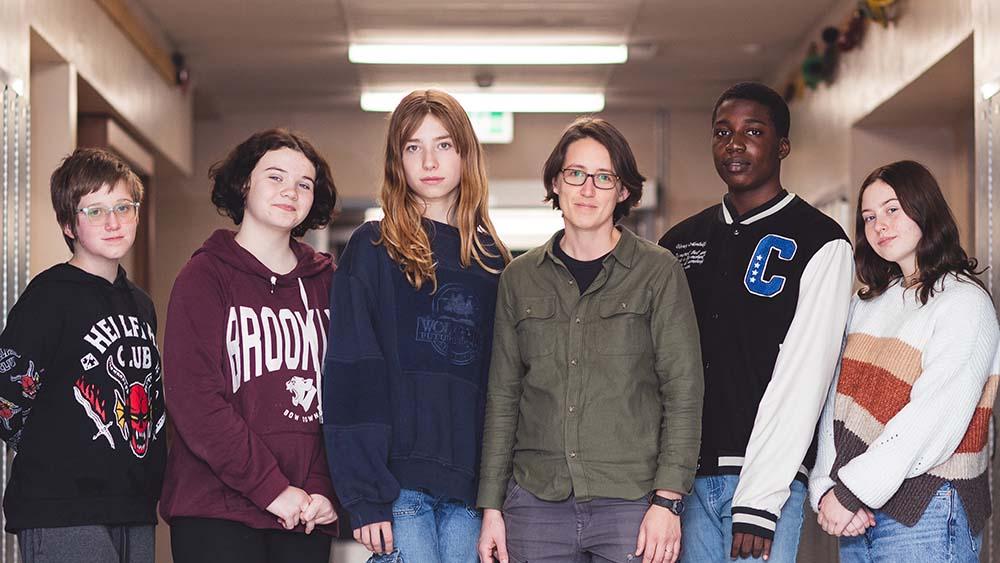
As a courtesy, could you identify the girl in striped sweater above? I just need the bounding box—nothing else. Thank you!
[810,160,999,562]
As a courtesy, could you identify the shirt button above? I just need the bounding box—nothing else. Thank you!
[734,229,740,236]
[620,302,627,309]
[568,406,576,413]
[570,359,578,366]
[568,279,575,285]
[575,317,582,324]
[711,313,719,320]
[704,361,710,370]
[569,451,577,458]
[525,307,532,314]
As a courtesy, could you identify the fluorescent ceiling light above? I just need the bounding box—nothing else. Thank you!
[361,91,605,113]
[349,43,627,65]
[981,81,1000,101]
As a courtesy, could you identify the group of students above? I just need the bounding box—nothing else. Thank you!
[0,80,996,563]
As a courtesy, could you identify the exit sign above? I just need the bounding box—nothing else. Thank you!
[468,111,513,144]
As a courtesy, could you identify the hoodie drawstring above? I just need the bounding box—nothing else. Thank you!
[298,279,324,423]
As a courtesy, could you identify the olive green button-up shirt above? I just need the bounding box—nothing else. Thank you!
[477,228,704,509]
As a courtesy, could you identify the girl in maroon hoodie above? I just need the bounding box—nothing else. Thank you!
[160,129,339,563]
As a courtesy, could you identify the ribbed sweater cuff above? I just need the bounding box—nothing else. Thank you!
[832,482,864,513]
[347,500,394,529]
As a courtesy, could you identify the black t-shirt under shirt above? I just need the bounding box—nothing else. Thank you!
[553,233,610,295]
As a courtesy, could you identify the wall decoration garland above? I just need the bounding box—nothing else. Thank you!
[783,0,901,102]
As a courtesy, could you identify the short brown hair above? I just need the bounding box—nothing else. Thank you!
[51,148,144,251]
[210,128,337,238]
[542,117,645,223]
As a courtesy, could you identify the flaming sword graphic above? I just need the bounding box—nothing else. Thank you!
[73,385,115,449]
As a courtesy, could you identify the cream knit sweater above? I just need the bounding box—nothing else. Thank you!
[810,274,1000,532]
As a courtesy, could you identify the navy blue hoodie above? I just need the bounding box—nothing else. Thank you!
[323,220,504,528]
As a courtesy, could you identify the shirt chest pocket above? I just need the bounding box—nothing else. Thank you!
[596,291,653,356]
[514,296,556,360]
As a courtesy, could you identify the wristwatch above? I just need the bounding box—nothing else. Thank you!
[648,493,685,515]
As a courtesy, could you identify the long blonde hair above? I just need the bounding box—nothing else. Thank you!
[376,89,511,291]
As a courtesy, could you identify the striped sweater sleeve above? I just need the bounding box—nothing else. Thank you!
[731,239,854,539]
[834,286,1000,511]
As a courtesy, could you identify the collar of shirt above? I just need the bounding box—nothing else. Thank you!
[535,226,640,271]
[720,189,796,225]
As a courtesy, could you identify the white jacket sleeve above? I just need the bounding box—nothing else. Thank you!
[808,297,858,513]
[731,239,854,537]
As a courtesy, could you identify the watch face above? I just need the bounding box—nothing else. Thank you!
[673,499,685,515]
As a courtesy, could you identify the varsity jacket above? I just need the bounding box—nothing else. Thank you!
[0,264,165,532]
[159,230,337,534]
[659,190,853,539]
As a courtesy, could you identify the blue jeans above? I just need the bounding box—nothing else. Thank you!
[369,488,480,563]
[680,475,806,563]
[839,482,981,562]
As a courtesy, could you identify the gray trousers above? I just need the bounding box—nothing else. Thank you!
[18,524,154,563]
[503,480,649,563]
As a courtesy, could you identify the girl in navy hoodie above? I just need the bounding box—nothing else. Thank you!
[323,89,510,563]
[161,129,339,563]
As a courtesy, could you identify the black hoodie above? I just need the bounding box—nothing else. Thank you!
[0,263,164,532]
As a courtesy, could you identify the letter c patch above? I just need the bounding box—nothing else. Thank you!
[744,234,797,298]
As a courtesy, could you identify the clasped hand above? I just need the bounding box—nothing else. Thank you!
[817,490,875,537]
[266,486,338,533]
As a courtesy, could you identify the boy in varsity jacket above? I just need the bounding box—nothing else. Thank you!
[0,148,165,563]
[659,82,853,562]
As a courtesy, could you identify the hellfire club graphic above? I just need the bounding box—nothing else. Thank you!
[12,360,40,399]
[107,356,157,458]
[74,376,114,449]
[0,396,21,434]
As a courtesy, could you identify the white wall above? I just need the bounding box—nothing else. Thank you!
[31,0,193,174]
[770,0,973,205]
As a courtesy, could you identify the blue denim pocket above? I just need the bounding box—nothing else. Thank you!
[392,489,426,518]
[366,550,403,563]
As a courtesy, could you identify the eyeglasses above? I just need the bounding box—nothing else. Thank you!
[77,201,140,225]
[560,168,619,190]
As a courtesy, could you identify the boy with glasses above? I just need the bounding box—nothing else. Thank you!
[0,148,164,563]
[659,82,853,562]
[478,118,703,563]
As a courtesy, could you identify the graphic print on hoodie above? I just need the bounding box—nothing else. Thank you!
[159,229,338,533]
[0,263,164,532]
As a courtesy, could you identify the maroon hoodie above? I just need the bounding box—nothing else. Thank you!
[159,229,337,533]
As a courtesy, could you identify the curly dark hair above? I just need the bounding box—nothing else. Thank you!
[856,160,986,305]
[542,117,645,224]
[210,128,337,237]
